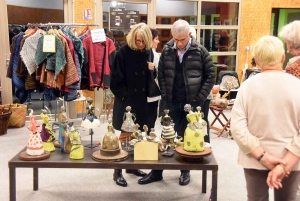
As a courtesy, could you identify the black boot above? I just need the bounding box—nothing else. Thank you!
[126,169,147,177]
[113,169,127,187]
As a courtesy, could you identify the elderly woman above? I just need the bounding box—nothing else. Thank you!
[110,23,155,187]
[231,36,300,201]
[279,20,300,79]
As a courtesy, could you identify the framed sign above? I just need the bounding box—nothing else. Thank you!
[84,8,92,20]
[110,7,125,31]
[124,10,139,31]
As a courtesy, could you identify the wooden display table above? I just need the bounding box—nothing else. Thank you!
[9,143,219,201]
[210,105,232,137]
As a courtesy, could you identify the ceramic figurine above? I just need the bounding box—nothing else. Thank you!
[183,104,205,152]
[40,109,55,152]
[196,106,208,136]
[102,120,119,150]
[56,106,68,148]
[69,122,84,159]
[26,109,44,156]
[131,123,143,140]
[121,106,136,132]
[212,85,221,99]
[81,97,100,129]
[161,109,176,147]
[61,123,72,153]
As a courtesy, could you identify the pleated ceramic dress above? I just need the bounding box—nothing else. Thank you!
[183,105,205,152]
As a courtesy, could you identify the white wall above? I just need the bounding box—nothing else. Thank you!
[156,1,197,16]
[6,0,63,10]
[103,1,196,15]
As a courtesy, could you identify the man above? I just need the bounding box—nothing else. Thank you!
[138,20,215,186]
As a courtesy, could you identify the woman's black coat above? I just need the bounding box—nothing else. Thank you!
[110,44,153,131]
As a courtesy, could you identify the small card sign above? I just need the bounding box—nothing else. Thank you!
[43,35,56,52]
[91,29,106,43]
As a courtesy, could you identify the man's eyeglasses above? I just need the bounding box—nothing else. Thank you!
[135,39,145,44]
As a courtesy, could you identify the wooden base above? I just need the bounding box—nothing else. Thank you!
[175,146,212,161]
[92,150,128,162]
[19,151,50,161]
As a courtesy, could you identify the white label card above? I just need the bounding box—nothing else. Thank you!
[91,29,106,43]
[43,35,56,52]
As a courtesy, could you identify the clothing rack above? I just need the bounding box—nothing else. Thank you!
[9,24,26,27]
[26,22,99,27]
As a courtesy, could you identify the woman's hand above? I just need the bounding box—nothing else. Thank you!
[260,152,287,170]
[147,62,155,71]
[266,165,287,189]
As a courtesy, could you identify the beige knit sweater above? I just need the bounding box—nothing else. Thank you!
[231,72,300,170]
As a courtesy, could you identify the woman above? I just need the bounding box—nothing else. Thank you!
[147,28,161,134]
[110,23,155,187]
[231,36,300,201]
[279,20,300,79]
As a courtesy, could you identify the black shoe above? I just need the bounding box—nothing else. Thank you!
[126,169,147,177]
[113,169,127,187]
[138,172,163,185]
[179,172,190,186]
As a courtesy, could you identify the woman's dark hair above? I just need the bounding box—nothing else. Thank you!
[150,28,160,40]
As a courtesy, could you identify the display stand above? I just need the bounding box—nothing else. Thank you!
[123,132,134,151]
[85,128,98,148]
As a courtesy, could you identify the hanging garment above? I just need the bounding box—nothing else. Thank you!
[35,34,67,80]
[20,30,42,75]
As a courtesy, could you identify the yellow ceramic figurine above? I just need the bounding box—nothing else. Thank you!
[183,104,205,152]
[40,109,55,152]
[196,106,208,136]
[69,122,84,159]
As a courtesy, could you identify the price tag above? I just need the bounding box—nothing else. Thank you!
[43,35,56,52]
[91,29,106,43]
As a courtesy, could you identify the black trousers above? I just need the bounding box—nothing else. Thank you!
[147,101,158,134]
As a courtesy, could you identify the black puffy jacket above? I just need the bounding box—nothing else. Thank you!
[158,37,215,106]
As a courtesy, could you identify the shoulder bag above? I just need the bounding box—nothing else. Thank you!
[147,50,161,98]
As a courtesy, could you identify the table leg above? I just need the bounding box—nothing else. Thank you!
[202,170,207,193]
[33,168,38,191]
[9,167,16,201]
[212,170,218,201]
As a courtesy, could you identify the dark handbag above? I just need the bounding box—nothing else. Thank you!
[147,51,161,98]
[147,70,161,97]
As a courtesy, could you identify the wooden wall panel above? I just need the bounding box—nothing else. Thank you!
[7,5,63,24]
[238,0,300,79]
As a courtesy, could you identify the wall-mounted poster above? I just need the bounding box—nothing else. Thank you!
[110,7,125,31]
[124,10,139,31]
[84,8,92,20]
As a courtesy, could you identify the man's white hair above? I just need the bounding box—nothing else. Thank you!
[171,19,190,36]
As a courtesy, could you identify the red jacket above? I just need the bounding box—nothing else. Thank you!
[82,36,116,88]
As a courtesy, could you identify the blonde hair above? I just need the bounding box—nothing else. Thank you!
[126,23,152,50]
[171,19,190,36]
[254,36,284,68]
[279,20,300,51]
